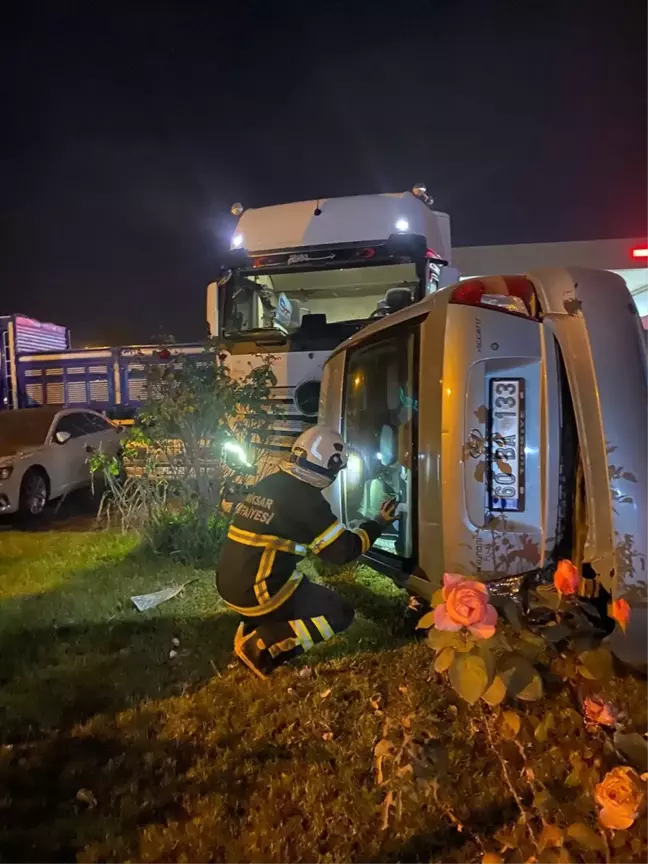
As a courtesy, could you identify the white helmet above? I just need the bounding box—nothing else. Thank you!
[282,426,348,487]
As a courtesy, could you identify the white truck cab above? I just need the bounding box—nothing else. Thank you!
[206,188,456,466]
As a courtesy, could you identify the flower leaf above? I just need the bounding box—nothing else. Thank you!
[499,654,544,701]
[566,822,604,851]
[449,651,490,704]
[539,823,563,850]
[434,646,455,673]
[431,588,445,607]
[534,711,555,743]
[426,629,461,651]
[482,675,506,706]
[500,710,521,739]
[534,584,562,611]
[578,647,613,680]
[416,611,437,630]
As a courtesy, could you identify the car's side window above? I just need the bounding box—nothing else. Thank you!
[82,412,113,432]
[54,414,86,439]
[342,325,418,559]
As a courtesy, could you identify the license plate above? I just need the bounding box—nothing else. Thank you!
[489,378,526,511]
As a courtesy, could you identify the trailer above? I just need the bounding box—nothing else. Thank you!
[1,314,70,410]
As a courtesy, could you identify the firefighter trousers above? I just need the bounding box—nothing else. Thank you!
[237,577,355,665]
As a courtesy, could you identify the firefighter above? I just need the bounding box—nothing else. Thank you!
[216,426,398,679]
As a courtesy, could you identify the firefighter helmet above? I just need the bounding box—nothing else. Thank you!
[282,426,348,487]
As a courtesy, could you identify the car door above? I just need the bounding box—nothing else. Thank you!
[80,412,123,460]
[48,412,91,495]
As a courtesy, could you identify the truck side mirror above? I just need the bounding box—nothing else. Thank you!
[55,430,72,445]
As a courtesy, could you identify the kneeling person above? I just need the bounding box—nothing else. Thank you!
[216,426,398,679]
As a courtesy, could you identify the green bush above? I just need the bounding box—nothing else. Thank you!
[92,344,277,564]
[147,504,229,566]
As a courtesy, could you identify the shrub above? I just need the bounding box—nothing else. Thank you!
[91,344,276,564]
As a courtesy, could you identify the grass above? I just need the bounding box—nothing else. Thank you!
[0,525,647,863]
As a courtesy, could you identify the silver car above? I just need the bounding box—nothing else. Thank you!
[320,268,647,664]
[0,407,123,517]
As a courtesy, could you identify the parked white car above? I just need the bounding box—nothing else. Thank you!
[0,407,123,517]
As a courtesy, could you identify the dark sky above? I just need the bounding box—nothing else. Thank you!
[1,0,646,345]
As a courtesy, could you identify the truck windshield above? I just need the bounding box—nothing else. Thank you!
[222,262,420,335]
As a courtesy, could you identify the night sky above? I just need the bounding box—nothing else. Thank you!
[1,1,646,346]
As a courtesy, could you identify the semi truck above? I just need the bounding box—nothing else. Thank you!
[206,187,457,462]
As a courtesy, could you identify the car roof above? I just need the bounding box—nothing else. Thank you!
[0,406,98,422]
[1,406,61,421]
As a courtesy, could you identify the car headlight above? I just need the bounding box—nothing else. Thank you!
[0,466,14,481]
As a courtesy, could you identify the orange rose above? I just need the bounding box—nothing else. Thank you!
[608,598,631,632]
[434,573,497,639]
[553,559,580,595]
[595,766,645,830]
[583,696,617,728]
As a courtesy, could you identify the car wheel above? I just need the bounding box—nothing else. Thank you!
[19,469,49,517]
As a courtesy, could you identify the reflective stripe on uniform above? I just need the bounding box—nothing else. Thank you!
[222,570,303,617]
[353,527,371,554]
[290,619,314,650]
[226,523,307,613]
[227,525,308,556]
[254,547,275,605]
[312,615,335,640]
[268,636,301,659]
[309,520,346,553]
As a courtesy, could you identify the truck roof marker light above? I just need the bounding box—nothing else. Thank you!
[632,247,648,258]
[395,218,409,232]
[231,233,244,249]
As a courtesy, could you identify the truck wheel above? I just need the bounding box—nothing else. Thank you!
[19,469,49,517]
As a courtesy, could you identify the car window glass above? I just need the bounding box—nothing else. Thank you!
[342,326,417,559]
[54,414,87,439]
[82,412,113,432]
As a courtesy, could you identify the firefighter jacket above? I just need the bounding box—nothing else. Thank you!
[216,468,383,616]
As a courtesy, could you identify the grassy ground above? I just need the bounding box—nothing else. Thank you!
[0,526,646,863]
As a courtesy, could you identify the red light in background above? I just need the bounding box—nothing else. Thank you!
[632,248,648,258]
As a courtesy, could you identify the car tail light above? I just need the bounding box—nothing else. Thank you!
[450,275,539,318]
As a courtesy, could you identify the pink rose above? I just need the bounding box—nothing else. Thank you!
[434,573,498,639]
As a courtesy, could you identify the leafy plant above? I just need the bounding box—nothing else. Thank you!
[91,344,277,563]
[417,574,544,706]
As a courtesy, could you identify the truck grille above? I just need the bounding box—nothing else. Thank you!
[256,385,317,454]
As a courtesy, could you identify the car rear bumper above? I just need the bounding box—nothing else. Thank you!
[529,267,647,664]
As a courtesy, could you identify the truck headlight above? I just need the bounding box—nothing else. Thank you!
[0,466,14,481]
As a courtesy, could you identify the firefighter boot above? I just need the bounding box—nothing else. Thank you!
[234,624,274,680]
